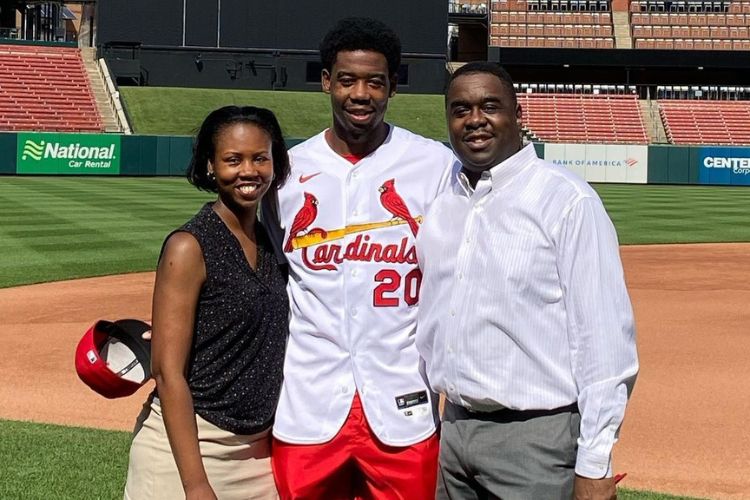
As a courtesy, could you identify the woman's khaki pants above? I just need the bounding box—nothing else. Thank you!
[124,397,278,500]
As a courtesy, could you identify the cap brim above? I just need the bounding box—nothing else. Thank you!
[74,319,152,399]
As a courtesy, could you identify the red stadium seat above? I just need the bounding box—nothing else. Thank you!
[489,0,616,49]
[659,100,750,145]
[0,44,103,133]
[518,93,649,144]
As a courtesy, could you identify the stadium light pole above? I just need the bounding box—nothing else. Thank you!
[216,0,221,48]
[181,0,186,46]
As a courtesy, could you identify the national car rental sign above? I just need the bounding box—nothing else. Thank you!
[16,133,121,175]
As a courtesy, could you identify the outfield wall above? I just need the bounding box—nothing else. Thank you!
[1,132,749,186]
[544,144,649,184]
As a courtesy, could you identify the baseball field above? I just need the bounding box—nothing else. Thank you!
[1,177,748,499]
[1,89,748,499]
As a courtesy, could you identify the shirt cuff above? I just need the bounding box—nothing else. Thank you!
[575,446,612,479]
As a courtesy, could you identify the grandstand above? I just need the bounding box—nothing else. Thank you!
[490,1,616,49]
[0,0,749,145]
[630,4,750,50]
[485,0,750,50]
[0,43,103,132]
[519,93,649,143]
[659,99,750,144]
[446,0,750,145]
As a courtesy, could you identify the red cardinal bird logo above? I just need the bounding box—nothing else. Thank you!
[378,179,420,237]
[284,192,319,252]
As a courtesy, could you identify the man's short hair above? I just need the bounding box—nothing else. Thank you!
[320,17,402,77]
[446,61,517,105]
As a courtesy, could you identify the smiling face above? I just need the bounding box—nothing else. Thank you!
[446,72,522,176]
[322,49,396,154]
[208,122,274,212]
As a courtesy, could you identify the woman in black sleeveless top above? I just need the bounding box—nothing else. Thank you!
[124,106,290,500]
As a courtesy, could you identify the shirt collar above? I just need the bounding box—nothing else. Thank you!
[455,143,538,196]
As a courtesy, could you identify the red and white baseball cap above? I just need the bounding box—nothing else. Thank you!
[75,319,152,399]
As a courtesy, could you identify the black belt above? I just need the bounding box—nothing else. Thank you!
[445,401,579,423]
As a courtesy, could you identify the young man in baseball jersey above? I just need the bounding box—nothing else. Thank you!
[270,17,458,499]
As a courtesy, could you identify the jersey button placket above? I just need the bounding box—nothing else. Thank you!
[343,166,364,397]
[343,170,357,360]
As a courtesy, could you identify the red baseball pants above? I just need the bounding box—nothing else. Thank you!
[272,393,438,500]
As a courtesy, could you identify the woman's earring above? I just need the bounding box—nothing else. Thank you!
[208,171,216,181]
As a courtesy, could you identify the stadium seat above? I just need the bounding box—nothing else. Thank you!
[489,0,615,48]
[518,93,649,144]
[0,44,102,133]
[659,99,750,145]
[630,2,750,49]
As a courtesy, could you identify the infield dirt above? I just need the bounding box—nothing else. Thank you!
[0,243,748,499]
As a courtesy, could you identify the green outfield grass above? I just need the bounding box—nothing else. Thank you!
[0,419,705,500]
[119,87,447,140]
[595,184,750,244]
[618,490,707,500]
[0,177,212,288]
[1,178,750,289]
[0,420,130,500]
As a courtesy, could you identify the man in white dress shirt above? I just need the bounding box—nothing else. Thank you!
[416,61,639,499]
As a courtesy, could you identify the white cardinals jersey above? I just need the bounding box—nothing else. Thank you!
[273,126,459,446]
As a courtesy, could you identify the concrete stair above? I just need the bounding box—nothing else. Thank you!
[80,47,121,133]
[612,11,633,49]
[446,61,467,73]
[639,99,668,143]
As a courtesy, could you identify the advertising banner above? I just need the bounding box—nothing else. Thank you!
[698,147,750,186]
[543,143,648,184]
[16,133,121,175]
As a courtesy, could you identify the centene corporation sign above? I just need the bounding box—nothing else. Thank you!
[698,147,750,185]
[16,133,121,174]
[703,156,750,174]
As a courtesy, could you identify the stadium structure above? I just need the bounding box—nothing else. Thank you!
[0,0,749,173]
[450,0,750,146]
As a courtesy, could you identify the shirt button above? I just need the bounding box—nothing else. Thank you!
[457,273,463,280]
[450,310,456,316]
[352,171,359,178]
[465,237,471,243]
[351,307,358,317]
[351,269,359,277]
[352,209,359,216]
[448,384,456,392]
[340,386,348,394]
[447,346,453,353]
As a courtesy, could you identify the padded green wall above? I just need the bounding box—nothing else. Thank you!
[647,145,701,184]
[0,133,17,174]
